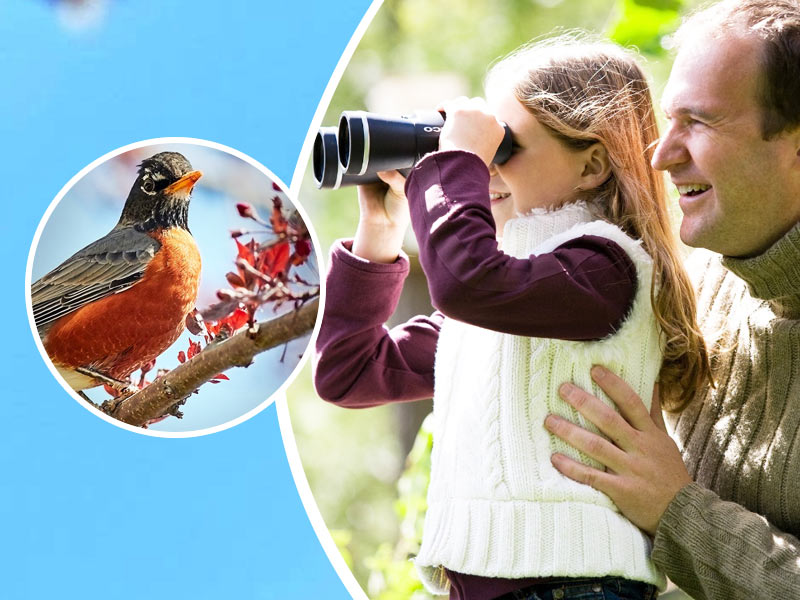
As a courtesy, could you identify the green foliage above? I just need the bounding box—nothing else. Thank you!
[632,0,683,11]
[608,0,683,55]
[365,416,433,599]
[286,364,406,587]
[331,529,355,570]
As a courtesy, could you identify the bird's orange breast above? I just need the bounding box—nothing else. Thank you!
[44,227,202,383]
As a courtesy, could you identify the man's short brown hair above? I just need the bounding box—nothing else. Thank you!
[678,0,800,139]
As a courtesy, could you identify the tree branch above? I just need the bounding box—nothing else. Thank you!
[105,297,319,427]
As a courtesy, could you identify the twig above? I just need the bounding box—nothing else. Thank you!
[107,297,319,427]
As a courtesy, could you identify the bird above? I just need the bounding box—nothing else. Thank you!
[31,151,203,394]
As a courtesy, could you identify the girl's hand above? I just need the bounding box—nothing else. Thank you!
[438,97,506,167]
[352,170,409,264]
[356,170,409,229]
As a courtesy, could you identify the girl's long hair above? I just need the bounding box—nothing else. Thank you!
[488,35,711,411]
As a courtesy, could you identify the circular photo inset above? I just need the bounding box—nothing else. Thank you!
[28,138,320,436]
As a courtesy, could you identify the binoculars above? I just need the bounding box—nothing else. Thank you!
[313,110,513,189]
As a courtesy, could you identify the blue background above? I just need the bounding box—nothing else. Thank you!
[1,1,370,597]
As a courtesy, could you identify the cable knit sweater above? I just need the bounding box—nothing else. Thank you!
[414,202,665,594]
[652,223,800,599]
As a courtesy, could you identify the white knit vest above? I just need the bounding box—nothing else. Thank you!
[414,202,666,593]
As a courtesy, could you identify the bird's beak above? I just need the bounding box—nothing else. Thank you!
[164,170,203,195]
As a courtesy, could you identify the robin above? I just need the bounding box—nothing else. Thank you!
[32,151,203,394]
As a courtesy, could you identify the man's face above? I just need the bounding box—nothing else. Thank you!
[652,31,800,257]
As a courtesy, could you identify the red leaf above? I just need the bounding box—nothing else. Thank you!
[221,308,249,330]
[236,203,256,219]
[258,241,291,278]
[187,339,202,360]
[235,238,255,266]
[291,239,312,266]
[177,351,186,363]
[270,197,288,234]
[205,320,221,337]
[212,373,230,381]
[226,271,247,288]
[296,238,311,258]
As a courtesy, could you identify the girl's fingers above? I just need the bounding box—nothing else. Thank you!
[439,96,492,116]
[376,170,407,194]
[356,180,389,205]
[437,97,504,166]
[437,96,470,114]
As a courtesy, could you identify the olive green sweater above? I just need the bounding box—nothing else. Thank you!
[652,223,800,599]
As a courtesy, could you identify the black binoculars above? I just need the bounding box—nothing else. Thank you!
[313,110,513,189]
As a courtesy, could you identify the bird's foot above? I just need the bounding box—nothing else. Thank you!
[76,367,137,394]
[77,367,140,416]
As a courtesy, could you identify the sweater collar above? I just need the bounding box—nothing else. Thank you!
[501,201,598,259]
[721,221,800,317]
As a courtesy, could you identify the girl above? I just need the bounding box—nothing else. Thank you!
[314,35,709,600]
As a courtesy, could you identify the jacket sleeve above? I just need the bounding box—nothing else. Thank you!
[404,150,637,340]
[313,239,442,407]
[652,483,800,599]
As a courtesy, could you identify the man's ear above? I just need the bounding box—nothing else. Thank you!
[579,143,612,190]
[784,125,800,165]
[794,131,800,164]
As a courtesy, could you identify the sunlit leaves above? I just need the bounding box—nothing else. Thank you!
[608,0,684,55]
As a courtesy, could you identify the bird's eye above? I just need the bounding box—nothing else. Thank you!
[141,177,156,195]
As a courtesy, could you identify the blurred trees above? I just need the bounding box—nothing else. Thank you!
[289,0,699,597]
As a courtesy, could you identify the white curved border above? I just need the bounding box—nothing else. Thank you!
[25,136,324,439]
[277,1,384,599]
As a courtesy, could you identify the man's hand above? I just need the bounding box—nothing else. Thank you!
[544,365,692,536]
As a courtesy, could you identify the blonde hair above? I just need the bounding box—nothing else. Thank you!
[487,35,711,411]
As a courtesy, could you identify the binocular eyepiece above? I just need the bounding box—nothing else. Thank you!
[313,110,513,189]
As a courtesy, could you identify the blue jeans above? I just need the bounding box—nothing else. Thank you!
[500,576,659,600]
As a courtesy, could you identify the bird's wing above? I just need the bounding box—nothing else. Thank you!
[31,227,161,335]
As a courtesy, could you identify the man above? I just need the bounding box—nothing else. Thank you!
[543,1,800,598]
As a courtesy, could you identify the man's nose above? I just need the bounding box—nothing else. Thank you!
[651,124,688,172]
[488,162,499,177]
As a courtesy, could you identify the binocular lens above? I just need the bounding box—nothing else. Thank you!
[313,128,338,188]
[313,127,380,190]
[312,110,513,189]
